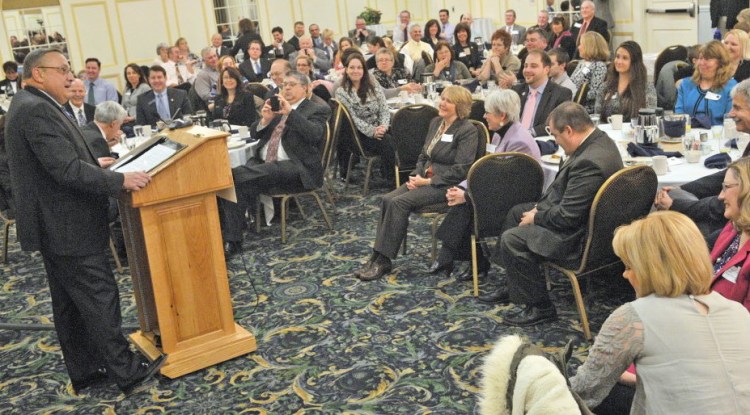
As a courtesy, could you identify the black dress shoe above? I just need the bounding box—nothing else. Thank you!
[477,287,510,304]
[120,354,168,396]
[503,304,558,327]
[428,260,454,277]
[456,264,489,282]
[358,255,392,281]
[223,241,242,258]
[354,252,379,278]
[72,367,111,394]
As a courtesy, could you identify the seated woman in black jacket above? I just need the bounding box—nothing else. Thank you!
[210,67,257,127]
[452,23,482,77]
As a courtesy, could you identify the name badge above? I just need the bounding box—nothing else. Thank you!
[511,30,519,35]
[705,91,721,101]
[441,134,454,142]
[486,143,497,153]
[722,266,741,284]
[459,52,467,58]
[397,79,407,85]
[574,22,582,28]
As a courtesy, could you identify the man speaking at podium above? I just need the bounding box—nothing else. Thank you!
[4,49,165,396]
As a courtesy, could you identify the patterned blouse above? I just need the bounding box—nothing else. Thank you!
[334,82,391,138]
[371,68,410,90]
[570,60,608,114]
[595,82,658,120]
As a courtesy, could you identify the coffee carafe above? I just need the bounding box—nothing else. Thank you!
[635,108,659,145]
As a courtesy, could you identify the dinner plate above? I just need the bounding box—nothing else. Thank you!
[541,154,562,165]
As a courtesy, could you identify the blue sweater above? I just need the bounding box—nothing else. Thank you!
[675,77,736,126]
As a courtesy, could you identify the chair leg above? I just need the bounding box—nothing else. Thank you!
[311,192,333,230]
[255,199,262,234]
[323,178,337,213]
[109,237,123,273]
[344,154,354,191]
[281,196,290,243]
[561,268,592,341]
[363,158,375,196]
[2,221,10,264]
[294,196,307,219]
[394,166,401,188]
[471,235,479,297]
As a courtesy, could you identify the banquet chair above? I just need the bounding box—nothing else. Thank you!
[330,99,381,196]
[402,120,491,261]
[391,104,439,187]
[573,82,589,106]
[469,100,487,127]
[653,45,688,87]
[467,152,544,296]
[255,123,334,243]
[543,165,657,340]
[566,60,579,77]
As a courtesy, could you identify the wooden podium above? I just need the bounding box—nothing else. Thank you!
[117,127,256,378]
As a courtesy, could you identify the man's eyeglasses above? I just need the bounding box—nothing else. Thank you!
[38,65,72,75]
[281,82,300,88]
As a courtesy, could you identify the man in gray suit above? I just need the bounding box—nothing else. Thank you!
[4,49,164,396]
[289,35,332,73]
[136,65,193,127]
[503,9,526,47]
[348,17,371,46]
[480,102,623,327]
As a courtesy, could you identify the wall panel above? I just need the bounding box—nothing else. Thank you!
[115,0,170,65]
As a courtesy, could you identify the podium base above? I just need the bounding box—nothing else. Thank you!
[129,324,257,378]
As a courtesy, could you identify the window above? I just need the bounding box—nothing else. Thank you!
[4,6,68,64]
[213,0,260,45]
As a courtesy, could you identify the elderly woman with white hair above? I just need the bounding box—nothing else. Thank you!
[430,89,541,279]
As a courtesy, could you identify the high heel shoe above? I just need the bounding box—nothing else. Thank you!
[428,260,454,277]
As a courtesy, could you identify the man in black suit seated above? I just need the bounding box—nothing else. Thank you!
[219,71,331,256]
[0,61,19,96]
[4,48,164,396]
[64,78,96,127]
[135,65,193,127]
[210,33,230,58]
[512,50,573,137]
[239,40,272,83]
[264,26,296,60]
[571,0,610,58]
[480,102,622,326]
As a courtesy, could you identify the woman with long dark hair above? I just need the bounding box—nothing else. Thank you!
[595,41,656,120]
[334,53,393,181]
[423,19,442,51]
[121,63,150,121]
[210,67,256,127]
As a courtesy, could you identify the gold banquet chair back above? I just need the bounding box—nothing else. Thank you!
[544,165,657,340]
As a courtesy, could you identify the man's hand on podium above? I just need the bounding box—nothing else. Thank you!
[123,171,151,191]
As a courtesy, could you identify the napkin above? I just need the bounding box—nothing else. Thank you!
[626,142,683,158]
[537,139,559,155]
[704,153,732,169]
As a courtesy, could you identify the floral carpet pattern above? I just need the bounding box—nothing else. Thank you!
[0,179,634,414]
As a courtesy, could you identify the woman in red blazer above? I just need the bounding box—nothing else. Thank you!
[710,157,750,312]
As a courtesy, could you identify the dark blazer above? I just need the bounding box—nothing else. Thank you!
[288,36,301,51]
[4,86,123,255]
[64,102,95,125]
[80,123,110,158]
[264,42,296,60]
[231,31,265,59]
[512,81,573,136]
[529,129,622,261]
[238,58,272,83]
[414,117,479,187]
[670,169,726,237]
[570,17,610,47]
[249,99,331,189]
[135,87,193,127]
[551,32,576,62]
[453,42,482,71]
[211,91,257,127]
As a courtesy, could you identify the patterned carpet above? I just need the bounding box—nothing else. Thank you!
[0,177,634,414]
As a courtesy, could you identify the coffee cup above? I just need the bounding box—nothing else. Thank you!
[590,113,600,125]
[652,155,669,175]
[608,114,623,130]
[686,150,701,163]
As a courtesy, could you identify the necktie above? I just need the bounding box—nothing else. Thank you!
[255,61,261,75]
[77,109,86,126]
[521,90,537,130]
[87,82,95,105]
[156,93,171,121]
[403,27,408,42]
[265,115,288,163]
[176,64,185,84]
[577,21,589,46]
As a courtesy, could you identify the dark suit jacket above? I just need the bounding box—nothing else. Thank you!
[238,58,272,83]
[288,36,301,51]
[215,46,230,58]
[211,91,257,127]
[670,169,725,237]
[414,118,479,187]
[64,102,96,124]
[264,42,296,60]
[80,123,110,158]
[0,78,17,95]
[570,16,610,47]
[529,129,622,261]
[4,86,123,255]
[135,88,193,127]
[249,99,330,189]
[512,81,573,136]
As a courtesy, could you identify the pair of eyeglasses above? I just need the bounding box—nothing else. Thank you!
[721,182,740,192]
[38,65,72,75]
[281,82,299,88]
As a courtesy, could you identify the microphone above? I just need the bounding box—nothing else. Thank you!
[170,106,182,122]
[168,116,193,130]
